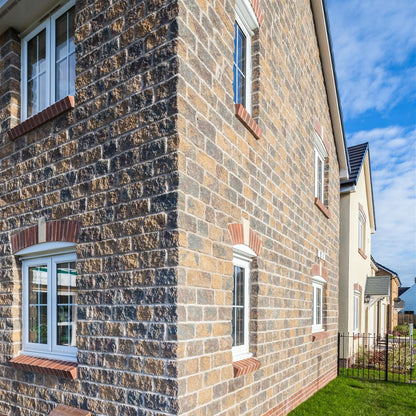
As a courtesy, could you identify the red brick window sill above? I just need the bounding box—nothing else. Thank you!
[10,355,77,379]
[7,96,75,141]
[358,248,367,259]
[314,197,330,219]
[234,104,263,140]
[49,405,91,416]
[312,331,329,342]
[233,356,261,378]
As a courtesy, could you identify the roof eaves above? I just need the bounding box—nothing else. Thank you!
[310,0,350,181]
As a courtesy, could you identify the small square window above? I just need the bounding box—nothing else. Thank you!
[22,1,75,120]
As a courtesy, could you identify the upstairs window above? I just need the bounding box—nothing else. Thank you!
[233,0,259,113]
[315,150,324,201]
[314,132,328,203]
[22,250,77,361]
[22,1,75,120]
[358,211,365,252]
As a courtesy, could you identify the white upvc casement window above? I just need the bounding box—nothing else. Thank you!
[358,211,365,251]
[21,0,75,120]
[312,275,326,333]
[353,291,360,333]
[22,249,77,361]
[314,132,328,202]
[233,0,259,113]
[232,244,256,361]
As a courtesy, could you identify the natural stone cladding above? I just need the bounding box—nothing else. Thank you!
[0,0,340,415]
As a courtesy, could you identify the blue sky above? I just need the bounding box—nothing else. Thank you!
[326,0,416,287]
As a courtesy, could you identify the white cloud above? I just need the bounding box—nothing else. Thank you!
[327,0,416,118]
[348,127,416,286]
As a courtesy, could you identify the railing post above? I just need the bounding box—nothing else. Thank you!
[337,332,340,376]
[385,333,389,381]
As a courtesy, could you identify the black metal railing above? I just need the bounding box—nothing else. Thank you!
[338,333,416,383]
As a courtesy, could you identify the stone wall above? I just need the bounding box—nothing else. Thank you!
[175,0,340,414]
[0,0,340,415]
[0,0,180,414]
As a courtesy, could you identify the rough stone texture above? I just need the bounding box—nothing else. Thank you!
[0,0,179,415]
[175,0,340,415]
[0,0,340,415]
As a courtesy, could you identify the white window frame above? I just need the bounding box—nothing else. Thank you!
[314,132,328,202]
[358,211,365,252]
[21,0,75,120]
[312,275,326,333]
[353,291,360,333]
[20,246,77,362]
[234,0,259,114]
[232,244,256,362]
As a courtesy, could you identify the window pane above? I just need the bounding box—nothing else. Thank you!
[233,23,247,107]
[69,52,76,96]
[56,262,77,347]
[55,7,76,101]
[232,265,245,346]
[28,266,48,344]
[56,58,68,100]
[27,36,38,79]
[316,287,322,325]
[56,13,68,61]
[38,30,47,74]
[316,156,323,200]
[39,72,48,112]
[27,30,46,116]
[68,7,75,53]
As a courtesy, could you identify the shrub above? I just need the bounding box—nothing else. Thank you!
[394,324,409,336]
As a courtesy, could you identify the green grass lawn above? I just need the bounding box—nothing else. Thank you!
[288,376,416,416]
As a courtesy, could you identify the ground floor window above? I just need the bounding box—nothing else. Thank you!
[22,251,77,361]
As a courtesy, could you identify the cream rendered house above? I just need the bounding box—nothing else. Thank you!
[339,143,388,340]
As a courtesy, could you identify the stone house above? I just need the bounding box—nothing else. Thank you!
[339,143,390,346]
[375,262,402,332]
[0,0,348,415]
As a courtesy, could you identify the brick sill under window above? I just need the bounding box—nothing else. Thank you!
[9,354,77,379]
[233,356,261,378]
[312,331,329,342]
[234,103,263,140]
[358,248,367,259]
[314,197,330,219]
[7,95,75,141]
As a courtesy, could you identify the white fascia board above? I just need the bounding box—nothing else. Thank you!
[310,0,349,181]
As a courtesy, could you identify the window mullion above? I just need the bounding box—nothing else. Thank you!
[49,15,55,108]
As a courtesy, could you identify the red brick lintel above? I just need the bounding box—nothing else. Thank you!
[49,404,91,416]
[10,355,77,379]
[235,104,263,140]
[312,331,329,342]
[7,96,74,141]
[314,197,330,218]
[233,357,261,378]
